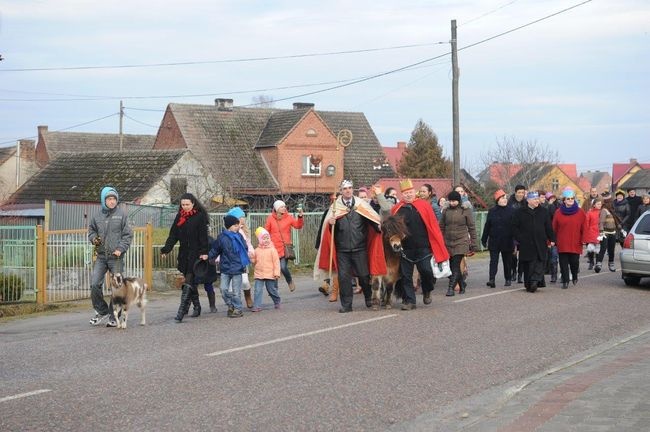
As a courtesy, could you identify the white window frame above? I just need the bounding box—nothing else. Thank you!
[302,155,321,176]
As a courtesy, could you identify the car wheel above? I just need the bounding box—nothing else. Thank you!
[623,276,641,286]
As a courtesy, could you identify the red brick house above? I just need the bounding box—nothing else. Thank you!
[153,99,395,210]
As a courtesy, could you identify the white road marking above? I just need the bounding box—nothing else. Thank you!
[453,271,608,303]
[206,314,398,357]
[0,389,51,403]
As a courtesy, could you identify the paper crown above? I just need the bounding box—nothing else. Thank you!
[399,179,414,192]
[527,191,540,200]
[340,179,353,189]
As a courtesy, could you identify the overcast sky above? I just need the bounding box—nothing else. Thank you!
[1,0,648,176]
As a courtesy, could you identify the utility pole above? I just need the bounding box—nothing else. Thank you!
[119,100,124,151]
[451,19,460,186]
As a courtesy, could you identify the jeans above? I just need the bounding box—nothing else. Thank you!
[90,255,122,315]
[280,258,292,284]
[220,273,243,311]
[254,279,281,308]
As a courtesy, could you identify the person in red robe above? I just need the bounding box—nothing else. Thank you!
[391,179,450,309]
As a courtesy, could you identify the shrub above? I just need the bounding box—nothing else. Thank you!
[0,273,25,303]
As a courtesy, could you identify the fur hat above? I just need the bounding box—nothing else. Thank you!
[226,206,245,219]
[400,179,414,192]
[448,191,462,202]
[224,215,239,229]
[493,189,506,201]
[273,200,286,212]
[255,227,269,241]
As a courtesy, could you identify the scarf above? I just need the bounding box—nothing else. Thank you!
[560,201,580,215]
[176,208,198,227]
[224,230,251,267]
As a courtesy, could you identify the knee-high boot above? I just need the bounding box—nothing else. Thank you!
[446,274,457,297]
[175,284,192,322]
[190,285,201,317]
[207,291,217,313]
[550,262,558,283]
[328,276,339,302]
[458,273,466,294]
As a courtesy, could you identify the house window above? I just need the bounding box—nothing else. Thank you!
[551,178,559,192]
[170,177,188,204]
[302,155,321,176]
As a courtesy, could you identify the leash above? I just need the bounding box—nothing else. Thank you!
[400,252,432,264]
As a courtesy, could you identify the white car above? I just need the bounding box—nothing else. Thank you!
[620,210,650,286]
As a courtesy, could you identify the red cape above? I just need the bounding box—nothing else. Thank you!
[391,198,450,263]
[317,199,387,276]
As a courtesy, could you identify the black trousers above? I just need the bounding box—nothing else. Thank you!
[596,234,616,263]
[336,250,371,309]
[399,248,435,305]
[558,253,580,283]
[489,249,513,282]
[521,258,546,289]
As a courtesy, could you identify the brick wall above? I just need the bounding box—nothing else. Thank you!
[153,109,186,149]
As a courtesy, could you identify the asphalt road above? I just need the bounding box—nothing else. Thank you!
[2,256,649,431]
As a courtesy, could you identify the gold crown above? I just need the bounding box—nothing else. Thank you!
[400,179,414,192]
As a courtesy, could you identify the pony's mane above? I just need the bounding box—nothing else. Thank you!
[382,215,409,238]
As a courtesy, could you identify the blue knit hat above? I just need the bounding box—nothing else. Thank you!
[226,206,245,219]
[562,188,576,199]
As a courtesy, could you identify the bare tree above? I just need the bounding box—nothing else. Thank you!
[479,136,559,194]
[251,95,275,108]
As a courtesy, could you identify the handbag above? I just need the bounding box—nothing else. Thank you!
[275,217,296,260]
[431,256,452,278]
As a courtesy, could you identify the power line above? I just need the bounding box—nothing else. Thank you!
[0,112,119,146]
[0,42,447,73]
[123,113,159,129]
[459,0,520,27]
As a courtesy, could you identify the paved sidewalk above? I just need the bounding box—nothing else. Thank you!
[395,327,650,431]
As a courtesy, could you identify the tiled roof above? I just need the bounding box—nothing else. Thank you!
[9,149,187,204]
[0,146,14,165]
[557,164,577,180]
[612,162,650,184]
[168,103,395,192]
[169,104,279,191]
[621,169,650,188]
[42,131,155,155]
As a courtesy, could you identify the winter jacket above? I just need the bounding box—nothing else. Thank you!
[161,211,209,275]
[637,203,650,220]
[481,204,515,252]
[264,211,304,258]
[253,246,281,280]
[584,207,605,244]
[626,195,643,225]
[552,206,587,254]
[440,202,477,256]
[208,230,248,275]
[88,206,132,257]
[512,205,555,261]
[613,199,631,231]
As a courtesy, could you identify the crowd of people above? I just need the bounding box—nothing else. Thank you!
[86,182,649,325]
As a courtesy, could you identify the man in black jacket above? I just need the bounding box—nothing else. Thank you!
[512,191,556,293]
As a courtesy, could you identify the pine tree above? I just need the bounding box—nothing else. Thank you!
[398,119,451,178]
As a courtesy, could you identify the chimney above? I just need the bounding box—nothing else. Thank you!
[37,125,48,136]
[215,98,233,111]
[397,141,407,149]
[18,139,36,159]
[630,158,638,165]
[293,102,315,110]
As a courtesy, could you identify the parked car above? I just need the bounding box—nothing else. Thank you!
[620,210,650,286]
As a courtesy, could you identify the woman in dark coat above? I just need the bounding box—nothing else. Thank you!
[161,193,209,322]
[440,190,477,296]
[512,191,556,293]
[481,189,514,288]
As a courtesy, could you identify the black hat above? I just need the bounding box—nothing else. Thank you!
[224,215,239,229]
[193,259,209,279]
[448,191,462,202]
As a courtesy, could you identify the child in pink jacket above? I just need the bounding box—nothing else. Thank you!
[251,228,281,311]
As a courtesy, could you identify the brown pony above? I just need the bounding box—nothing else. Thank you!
[371,215,409,309]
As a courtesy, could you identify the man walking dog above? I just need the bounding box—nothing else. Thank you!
[88,186,133,327]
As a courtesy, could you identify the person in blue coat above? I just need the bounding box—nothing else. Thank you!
[481,189,515,287]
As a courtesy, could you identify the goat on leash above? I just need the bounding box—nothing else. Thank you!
[109,273,147,329]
